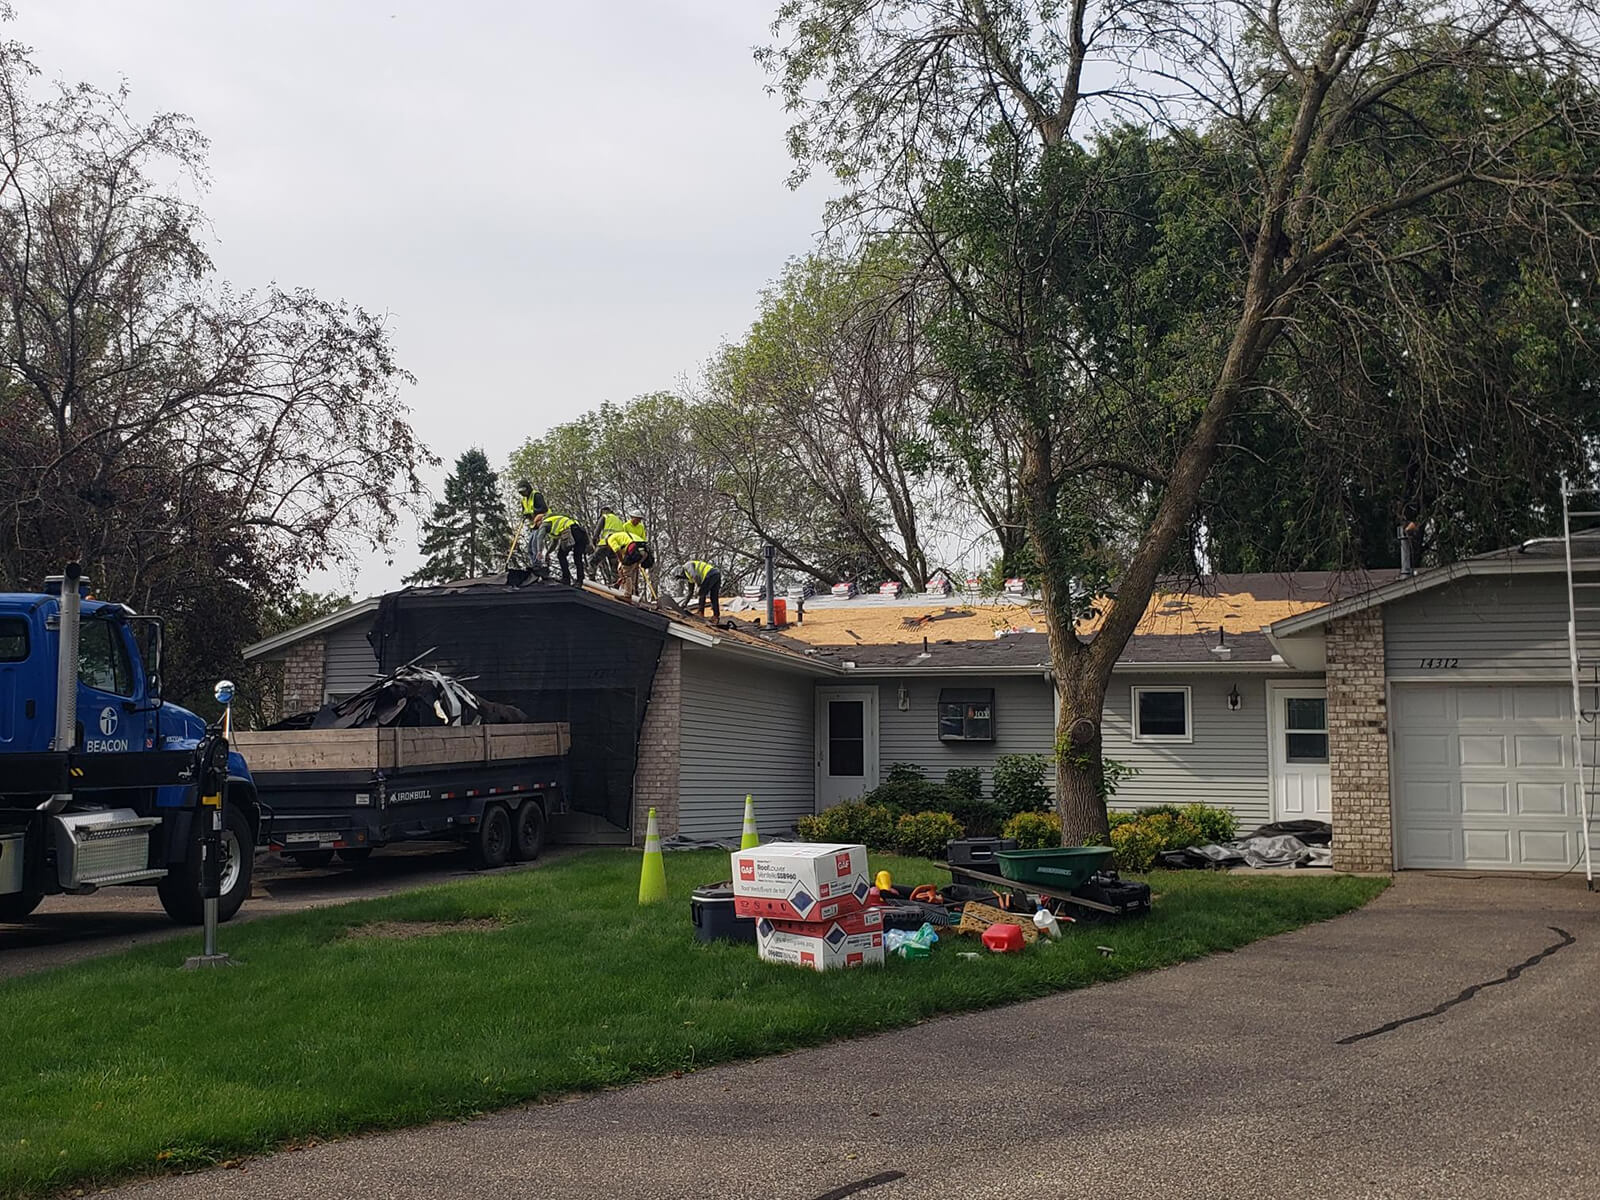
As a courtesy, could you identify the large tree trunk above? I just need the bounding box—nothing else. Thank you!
[1053,669,1110,844]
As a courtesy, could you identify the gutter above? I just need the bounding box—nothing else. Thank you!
[669,623,844,676]
[842,663,1053,677]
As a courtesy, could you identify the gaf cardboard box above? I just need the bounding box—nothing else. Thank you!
[730,843,871,921]
[756,914,885,972]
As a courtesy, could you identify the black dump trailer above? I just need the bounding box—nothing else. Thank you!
[368,583,671,843]
[233,723,570,868]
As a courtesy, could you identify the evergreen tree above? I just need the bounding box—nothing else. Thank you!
[404,449,511,585]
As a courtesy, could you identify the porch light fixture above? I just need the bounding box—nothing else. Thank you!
[1227,683,1241,711]
[897,683,909,711]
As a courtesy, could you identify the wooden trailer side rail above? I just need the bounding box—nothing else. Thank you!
[230,722,571,774]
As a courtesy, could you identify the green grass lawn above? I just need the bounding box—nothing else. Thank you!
[0,850,1386,1198]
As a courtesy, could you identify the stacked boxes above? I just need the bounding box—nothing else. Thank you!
[730,842,884,972]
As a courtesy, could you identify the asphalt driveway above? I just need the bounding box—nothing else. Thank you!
[106,873,1600,1200]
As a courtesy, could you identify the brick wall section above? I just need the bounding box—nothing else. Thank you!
[632,638,682,844]
[279,637,326,719]
[1328,609,1393,872]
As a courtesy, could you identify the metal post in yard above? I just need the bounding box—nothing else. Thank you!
[184,680,237,969]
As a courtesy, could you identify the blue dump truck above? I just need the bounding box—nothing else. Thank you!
[0,565,256,924]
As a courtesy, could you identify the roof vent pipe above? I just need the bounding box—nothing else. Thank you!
[1398,523,1415,577]
[763,544,776,630]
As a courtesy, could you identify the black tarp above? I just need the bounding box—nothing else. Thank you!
[370,583,669,834]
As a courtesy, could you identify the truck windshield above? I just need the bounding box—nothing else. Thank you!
[0,617,26,662]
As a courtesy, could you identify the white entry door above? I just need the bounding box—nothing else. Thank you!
[1269,685,1332,821]
[815,687,879,810]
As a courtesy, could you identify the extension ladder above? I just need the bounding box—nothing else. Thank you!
[1560,476,1600,890]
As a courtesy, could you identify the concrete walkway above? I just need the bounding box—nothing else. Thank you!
[107,873,1600,1200]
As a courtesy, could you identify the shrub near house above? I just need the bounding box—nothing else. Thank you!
[800,761,1235,872]
[1001,804,1240,871]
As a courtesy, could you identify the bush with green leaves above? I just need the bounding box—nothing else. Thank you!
[990,754,1052,815]
[854,762,968,817]
[945,796,1005,838]
[1002,810,1062,850]
[795,802,898,850]
[944,767,983,803]
[894,810,965,859]
[1101,757,1138,799]
[1099,803,1238,869]
[885,762,924,785]
[1110,820,1167,872]
[1177,803,1236,844]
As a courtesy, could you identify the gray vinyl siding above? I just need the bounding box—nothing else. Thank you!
[1102,676,1277,827]
[323,620,379,701]
[678,651,815,840]
[1383,572,1600,677]
[873,676,1055,794]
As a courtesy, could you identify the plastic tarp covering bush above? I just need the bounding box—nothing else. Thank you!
[1158,821,1334,870]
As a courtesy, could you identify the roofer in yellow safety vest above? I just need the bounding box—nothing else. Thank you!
[507,481,550,586]
[537,512,591,587]
[589,505,625,585]
[679,560,722,620]
[605,514,652,602]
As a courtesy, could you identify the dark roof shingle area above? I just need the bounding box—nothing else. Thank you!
[803,632,1053,669]
[799,627,1281,669]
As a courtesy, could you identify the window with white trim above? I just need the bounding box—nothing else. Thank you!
[1131,686,1192,743]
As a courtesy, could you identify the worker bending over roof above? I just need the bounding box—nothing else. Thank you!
[679,560,722,619]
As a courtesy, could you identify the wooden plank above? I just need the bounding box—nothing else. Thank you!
[231,722,571,773]
[229,730,381,773]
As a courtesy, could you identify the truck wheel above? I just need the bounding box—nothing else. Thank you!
[158,805,255,926]
[0,891,43,922]
[335,847,373,863]
[511,801,546,862]
[289,850,335,868]
[471,804,511,870]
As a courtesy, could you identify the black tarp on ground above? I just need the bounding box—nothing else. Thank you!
[370,582,669,836]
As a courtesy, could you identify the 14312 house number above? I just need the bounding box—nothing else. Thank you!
[1417,657,1459,669]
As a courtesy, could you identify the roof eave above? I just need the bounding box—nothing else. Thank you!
[842,662,1052,676]
[1268,556,1574,638]
[674,625,845,676]
[242,598,381,661]
[1110,658,1302,674]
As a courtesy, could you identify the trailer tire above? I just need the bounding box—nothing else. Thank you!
[471,804,511,870]
[158,805,254,926]
[289,850,335,869]
[511,801,546,862]
[0,890,43,922]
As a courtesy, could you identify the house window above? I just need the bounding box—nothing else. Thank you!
[1284,696,1329,763]
[1132,686,1191,743]
[938,688,995,742]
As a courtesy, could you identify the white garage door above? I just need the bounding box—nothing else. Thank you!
[1392,684,1580,870]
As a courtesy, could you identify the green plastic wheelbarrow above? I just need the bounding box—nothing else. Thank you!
[993,846,1115,889]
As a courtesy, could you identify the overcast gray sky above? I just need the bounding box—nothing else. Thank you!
[10,0,831,595]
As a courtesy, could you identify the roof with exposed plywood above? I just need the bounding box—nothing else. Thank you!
[723,573,1372,671]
